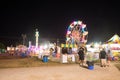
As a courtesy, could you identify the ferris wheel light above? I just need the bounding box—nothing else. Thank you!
[83,31,88,35]
[82,24,86,28]
[78,21,82,25]
[66,37,70,41]
[67,31,71,34]
[73,21,77,25]
[70,25,74,28]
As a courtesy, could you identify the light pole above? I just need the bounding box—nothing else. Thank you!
[35,29,39,48]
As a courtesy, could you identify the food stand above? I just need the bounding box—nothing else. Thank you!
[105,34,120,57]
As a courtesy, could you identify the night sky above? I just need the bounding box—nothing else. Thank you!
[0,1,120,46]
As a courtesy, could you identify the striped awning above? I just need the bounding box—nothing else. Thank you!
[61,44,78,48]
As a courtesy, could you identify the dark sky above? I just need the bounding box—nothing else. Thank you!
[0,1,120,46]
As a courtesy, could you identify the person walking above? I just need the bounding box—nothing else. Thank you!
[106,50,112,67]
[78,46,85,66]
[99,48,107,67]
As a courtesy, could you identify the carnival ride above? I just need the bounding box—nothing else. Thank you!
[66,20,88,47]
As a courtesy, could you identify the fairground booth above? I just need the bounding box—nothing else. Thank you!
[103,34,120,59]
[60,44,78,63]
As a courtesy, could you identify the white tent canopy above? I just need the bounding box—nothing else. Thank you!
[107,34,120,44]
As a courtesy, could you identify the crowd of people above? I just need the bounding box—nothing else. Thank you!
[77,46,113,68]
[99,48,112,67]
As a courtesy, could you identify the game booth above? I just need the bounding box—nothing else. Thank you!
[60,44,77,63]
[104,34,120,60]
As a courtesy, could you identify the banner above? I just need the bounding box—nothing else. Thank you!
[61,44,78,48]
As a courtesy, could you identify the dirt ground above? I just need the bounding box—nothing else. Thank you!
[0,62,120,80]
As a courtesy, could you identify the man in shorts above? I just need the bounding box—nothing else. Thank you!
[99,48,107,67]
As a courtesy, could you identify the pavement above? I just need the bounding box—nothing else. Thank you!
[0,63,120,80]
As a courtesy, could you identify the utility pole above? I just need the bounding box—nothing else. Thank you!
[22,34,26,45]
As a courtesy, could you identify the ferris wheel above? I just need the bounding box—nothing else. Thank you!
[66,20,88,45]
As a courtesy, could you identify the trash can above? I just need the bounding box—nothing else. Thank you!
[21,53,26,58]
[43,56,48,62]
[88,66,94,70]
[87,61,94,70]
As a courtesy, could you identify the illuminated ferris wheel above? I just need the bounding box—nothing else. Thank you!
[66,20,88,45]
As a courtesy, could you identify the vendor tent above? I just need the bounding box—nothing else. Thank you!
[107,34,120,44]
[106,34,120,57]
